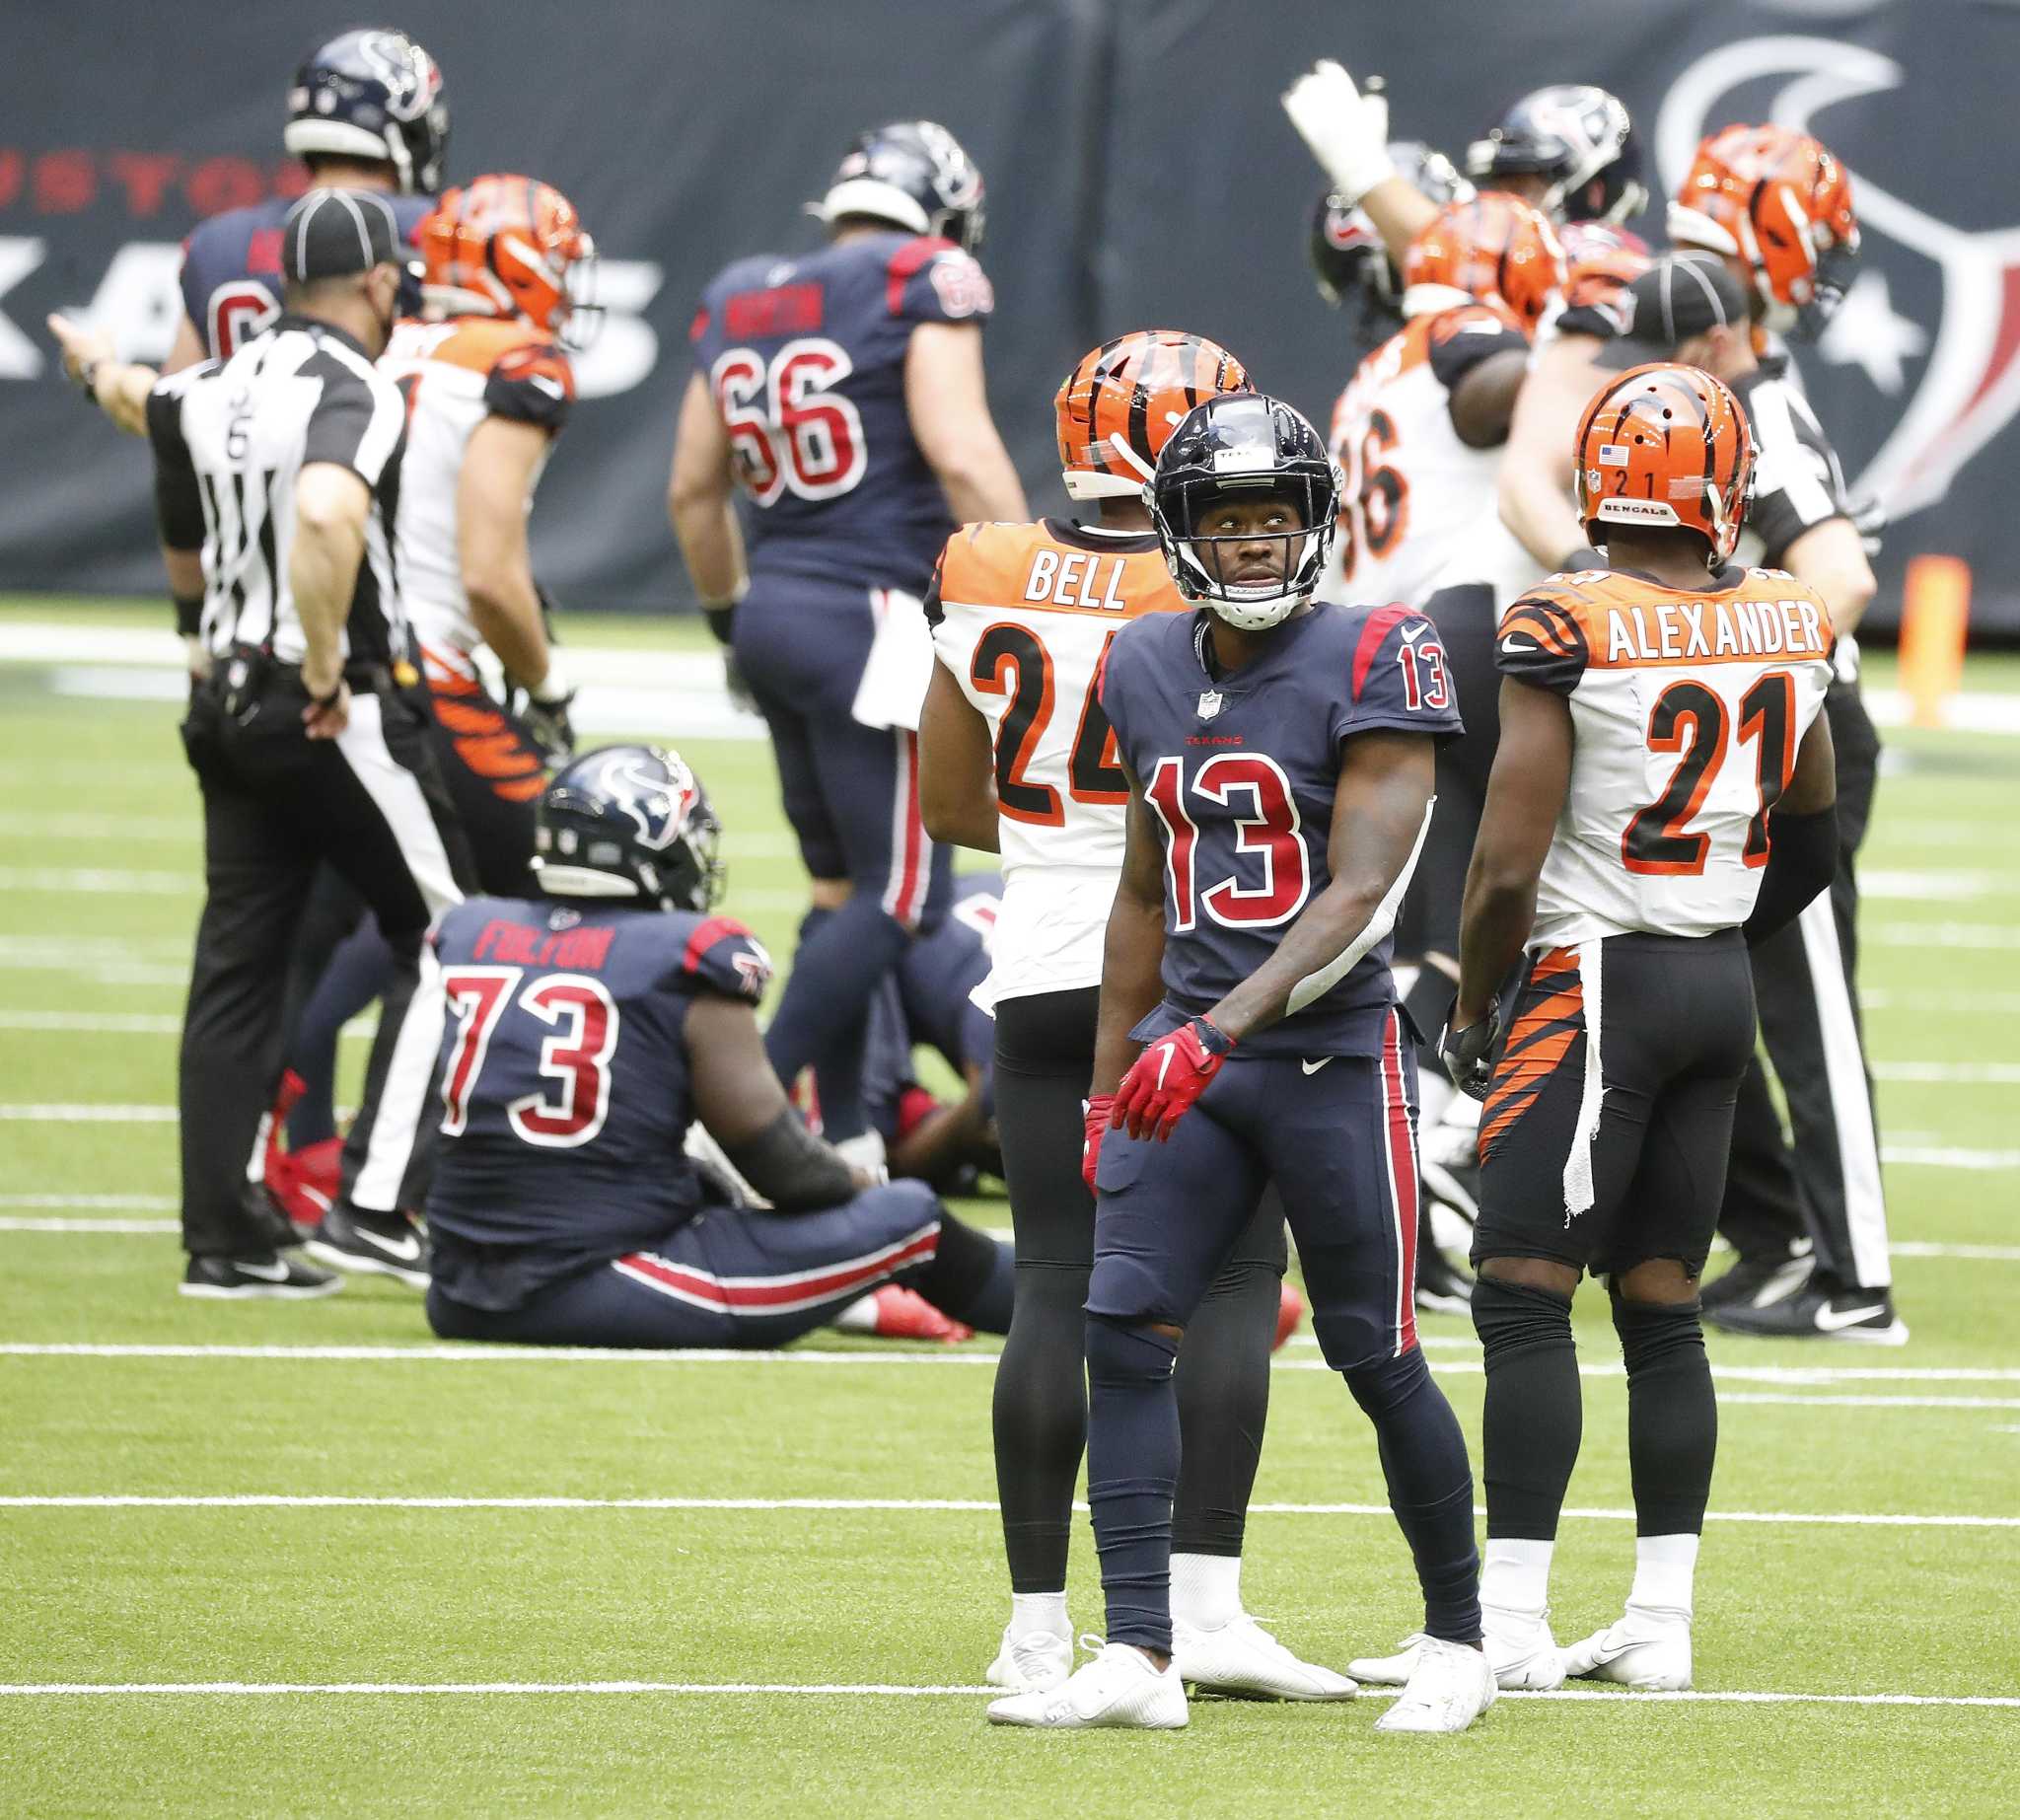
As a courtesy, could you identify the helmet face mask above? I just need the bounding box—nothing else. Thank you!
[1147,396,1340,631]
[534,747,727,914]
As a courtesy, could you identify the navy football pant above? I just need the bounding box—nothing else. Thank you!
[735,573,952,1140]
[425,1181,1004,1348]
[1085,1010,1479,1652]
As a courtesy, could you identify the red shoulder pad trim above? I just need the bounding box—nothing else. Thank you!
[885,235,957,316]
[681,913,755,976]
[1351,604,1416,700]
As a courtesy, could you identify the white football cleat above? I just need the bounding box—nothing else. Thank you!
[1373,1636,1497,1733]
[986,1640,1188,1730]
[1350,1613,1563,1692]
[1560,1607,1693,1691]
[1173,1614,1356,1701]
[984,1626,1073,1695]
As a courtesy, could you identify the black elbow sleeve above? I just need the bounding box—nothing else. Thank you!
[1745,805,1839,947]
[723,1108,858,1212]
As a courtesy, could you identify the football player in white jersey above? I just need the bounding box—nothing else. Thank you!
[1385,363,1839,1696]
[917,332,1348,1707]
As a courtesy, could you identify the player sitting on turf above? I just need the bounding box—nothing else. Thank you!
[422,745,1014,1348]
[989,395,1489,1734]
[1412,363,1839,1694]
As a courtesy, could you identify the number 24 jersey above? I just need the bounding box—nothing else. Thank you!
[1098,601,1464,1058]
[1497,563,1835,948]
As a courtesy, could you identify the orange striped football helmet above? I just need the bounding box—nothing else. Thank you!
[420,175,597,341]
[1575,362,1755,562]
[1054,330,1251,500]
[1402,192,1566,336]
[1668,125,1859,334]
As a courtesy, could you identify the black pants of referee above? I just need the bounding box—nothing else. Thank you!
[1719,681,1892,1292]
[179,660,473,1258]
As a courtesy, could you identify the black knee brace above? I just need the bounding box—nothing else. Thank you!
[1471,1274,1575,1360]
[1611,1294,1706,1374]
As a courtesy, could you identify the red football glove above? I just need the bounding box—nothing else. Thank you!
[1082,1093,1115,1196]
[1111,1016,1235,1142]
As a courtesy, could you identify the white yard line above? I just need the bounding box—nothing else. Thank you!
[1872,1062,2020,1084]
[1869,922,2018,950]
[1862,991,2020,1013]
[0,1218,178,1233]
[0,1678,2010,1710]
[0,1194,176,1209]
[0,1011,373,1038]
[2,1493,2013,1529]
[0,868,196,896]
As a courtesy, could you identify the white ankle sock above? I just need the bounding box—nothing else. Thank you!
[1626,1534,1698,1619]
[1480,1537,1553,1620]
[1008,1591,1068,1640]
[1170,1552,1243,1630]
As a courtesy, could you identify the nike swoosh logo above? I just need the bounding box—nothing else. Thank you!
[1300,1056,1334,1075]
[1815,1302,1886,1332]
[357,1227,422,1264]
[1500,637,1536,654]
[1155,1046,1174,1090]
[234,1258,292,1282]
[1401,620,1430,643]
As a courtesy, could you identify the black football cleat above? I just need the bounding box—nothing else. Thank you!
[1705,1281,1908,1346]
[306,1204,430,1289]
[180,1251,341,1300]
[1698,1245,1813,1313]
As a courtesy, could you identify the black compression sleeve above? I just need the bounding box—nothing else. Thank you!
[722,1107,857,1212]
[1744,805,1839,946]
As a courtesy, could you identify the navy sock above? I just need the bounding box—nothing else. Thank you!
[1344,1347,1481,1644]
[1614,1294,1716,1538]
[1084,1315,1182,1653]
[762,899,909,1140]
[909,1212,1014,1334]
[1472,1274,1581,1543]
[286,920,396,1147]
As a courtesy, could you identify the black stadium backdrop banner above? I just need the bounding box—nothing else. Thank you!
[4,0,2015,630]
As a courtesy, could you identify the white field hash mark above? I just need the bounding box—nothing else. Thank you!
[4,1494,2015,1529]
[0,1680,2010,1711]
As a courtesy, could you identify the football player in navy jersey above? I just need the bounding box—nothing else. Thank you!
[669,121,1027,1162]
[423,746,1014,1348]
[989,396,1490,1734]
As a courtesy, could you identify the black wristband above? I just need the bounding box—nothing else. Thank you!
[172,592,202,638]
[702,604,737,646]
[309,680,344,711]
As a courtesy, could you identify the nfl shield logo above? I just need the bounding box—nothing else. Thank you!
[1197,689,1224,721]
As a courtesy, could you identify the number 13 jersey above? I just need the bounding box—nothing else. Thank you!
[1496,563,1836,949]
[925,518,1178,1005]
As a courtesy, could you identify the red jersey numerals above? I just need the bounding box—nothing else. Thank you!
[440,968,621,1148]
[969,622,1126,826]
[710,336,867,505]
[1145,754,1312,931]
[1623,671,1797,877]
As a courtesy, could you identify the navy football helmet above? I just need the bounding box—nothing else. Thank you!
[284,28,450,196]
[1467,85,1645,225]
[534,746,725,914]
[817,121,985,254]
[1148,395,1340,631]
[1310,140,1473,344]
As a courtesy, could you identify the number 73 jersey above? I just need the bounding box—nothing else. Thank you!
[925,518,1180,1003]
[1496,564,1836,948]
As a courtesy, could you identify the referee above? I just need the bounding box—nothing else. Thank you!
[142,187,473,1297]
[1585,254,1901,1343]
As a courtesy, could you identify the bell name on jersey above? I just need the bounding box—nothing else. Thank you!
[925,518,1176,1004]
[1498,564,1835,950]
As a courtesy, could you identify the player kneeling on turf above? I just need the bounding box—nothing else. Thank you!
[989,395,1491,1734]
[423,746,1014,1348]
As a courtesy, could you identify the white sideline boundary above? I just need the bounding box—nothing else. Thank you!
[4,1493,2013,1528]
[0,1679,2010,1710]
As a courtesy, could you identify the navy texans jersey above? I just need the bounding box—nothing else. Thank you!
[1099,603,1463,1057]
[861,873,998,1142]
[425,897,773,1309]
[179,193,432,359]
[688,230,994,593]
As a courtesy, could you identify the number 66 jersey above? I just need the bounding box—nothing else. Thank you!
[1496,563,1835,947]
[925,518,1182,1005]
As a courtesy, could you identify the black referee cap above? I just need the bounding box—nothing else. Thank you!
[1595,253,1749,369]
[281,186,408,282]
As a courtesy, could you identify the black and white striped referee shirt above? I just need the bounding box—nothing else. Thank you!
[145,314,407,668]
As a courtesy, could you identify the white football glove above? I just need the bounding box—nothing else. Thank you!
[1281,60,1395,207]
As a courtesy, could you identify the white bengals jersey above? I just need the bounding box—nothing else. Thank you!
[1496,563,1836,948]
[925,518,1181,1004]
[378,316,574,681]
[1326,304,1539,608]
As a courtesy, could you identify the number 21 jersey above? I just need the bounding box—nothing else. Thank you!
[1497,564,1835,948]
[1099,602,1464,1057]
[926,518,1175,1004]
